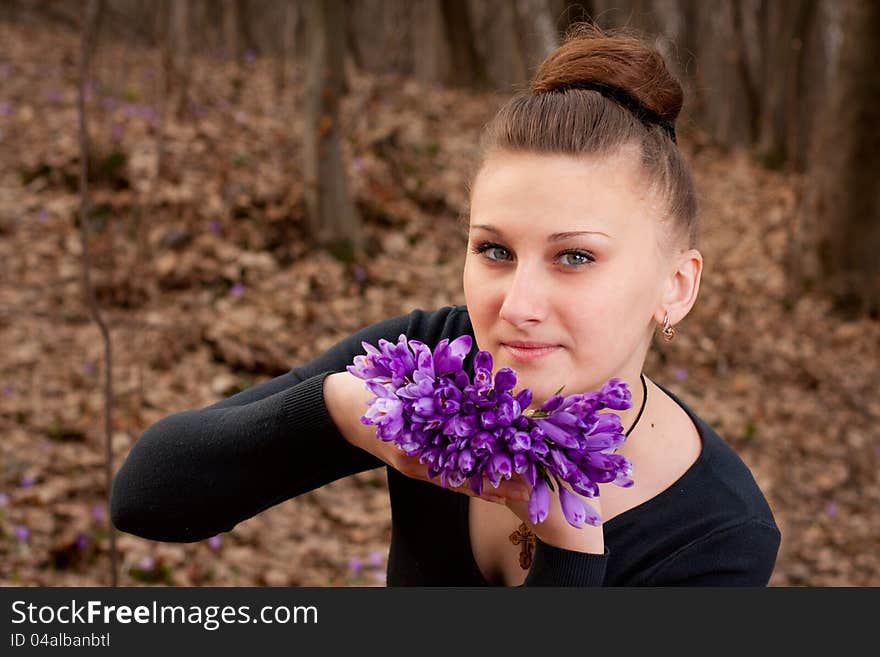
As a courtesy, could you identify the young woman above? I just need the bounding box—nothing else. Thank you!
[111,25,781,586]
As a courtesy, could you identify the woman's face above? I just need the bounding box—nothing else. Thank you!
[462,150,669,407]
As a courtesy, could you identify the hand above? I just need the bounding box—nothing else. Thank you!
[323,371,531,506]
[502,474,606,555]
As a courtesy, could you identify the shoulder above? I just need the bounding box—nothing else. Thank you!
[364,304,473,344]
[285,305,473,382]
[623,384,781,585]
[655,381,778,528]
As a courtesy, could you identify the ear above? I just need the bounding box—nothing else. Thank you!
[653,249,703,326]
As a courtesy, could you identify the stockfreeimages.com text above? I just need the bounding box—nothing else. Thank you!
[11,600,317,631]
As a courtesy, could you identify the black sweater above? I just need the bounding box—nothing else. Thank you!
[110,305,782,586]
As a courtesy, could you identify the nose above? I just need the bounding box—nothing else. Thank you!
[498,262,549,328]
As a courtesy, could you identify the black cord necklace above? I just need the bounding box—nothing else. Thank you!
[625,372,648,437]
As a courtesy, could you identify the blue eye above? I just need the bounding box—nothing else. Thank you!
[559,250,594,266]
[471,242,511,262]
[470,241,595,268]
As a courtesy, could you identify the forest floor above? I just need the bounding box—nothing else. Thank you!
[1,21,878,587]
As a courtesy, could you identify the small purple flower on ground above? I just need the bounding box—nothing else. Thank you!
[825,502,839,517]
[353,267,367,283]
[91,505,104,522]
[0,103,12,116]
[139,555,155,571]
[208,535,222,551]
[0,492,8,507]
[367,550,384,567]
[209,220,223,235]
[84,361,96,376]
[674,367,688,382]
[20,474,35,488]
[14,526,29,543]
[230,282,245,298]
[348,558,363,576]
[76,533,90,550]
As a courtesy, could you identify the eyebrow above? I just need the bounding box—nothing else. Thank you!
[471,224,610,241]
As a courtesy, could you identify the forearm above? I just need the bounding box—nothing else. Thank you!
[111,371,382,542]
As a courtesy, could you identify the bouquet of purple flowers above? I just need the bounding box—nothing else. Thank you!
[347,334,635,528]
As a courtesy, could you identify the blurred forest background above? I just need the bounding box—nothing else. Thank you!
[0,0,878,588]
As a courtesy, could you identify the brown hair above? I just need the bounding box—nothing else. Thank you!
[473,23,698,255]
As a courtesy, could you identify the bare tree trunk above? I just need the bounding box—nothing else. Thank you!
[224,0,242,61]
[442,0,486,88]
[796,0,880,317]
[303,0,364,262]
[275,0,299,105]
[413,0,452,84]
[169,0,191,119]
[515,0,560,70]
[78,0,119,587]
[756,0,816,168]
[470,0,528,90]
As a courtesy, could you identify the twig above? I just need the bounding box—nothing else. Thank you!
[77,0,118,587]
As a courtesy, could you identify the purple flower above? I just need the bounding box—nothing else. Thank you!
[350,334,635,529]
[91,504,104,522]
[348,557,363,576]
[0,492,8,507]
[14,525,29,543]
[0,102,11,117]
[230,282,245,298]
[558,484,600,527]
[208,535,222,551]
[84,360,96,376]
[76,533,90,550]
[37,209,49,224]
[367,550,384,567]
[600,378,633,410]
[432,335,472,376]
[528,478,550,524]
[20,474,35,488]
[139,555,155,571]
[493,368,517,393]
[209,220,223,235]
[825,502,839,517]
[353,266,368,283]
[674,367,688,382]
[487,452,512,487]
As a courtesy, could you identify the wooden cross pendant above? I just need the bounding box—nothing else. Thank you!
[509,522,537,570]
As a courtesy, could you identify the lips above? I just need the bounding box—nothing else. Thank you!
[501,342,561,362]
[503,341,559,349]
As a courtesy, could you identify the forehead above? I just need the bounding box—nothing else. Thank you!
[469,151,655,239]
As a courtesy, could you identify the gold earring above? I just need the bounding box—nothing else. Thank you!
[662,312,675,341]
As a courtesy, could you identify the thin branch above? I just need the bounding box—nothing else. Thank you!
[77,0,119,587]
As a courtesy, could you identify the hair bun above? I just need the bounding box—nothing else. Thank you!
[530,24,683,126]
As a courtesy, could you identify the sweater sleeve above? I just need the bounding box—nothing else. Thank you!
[643,519,782,586]
[521,540,610,586]
[110,309,432,543]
